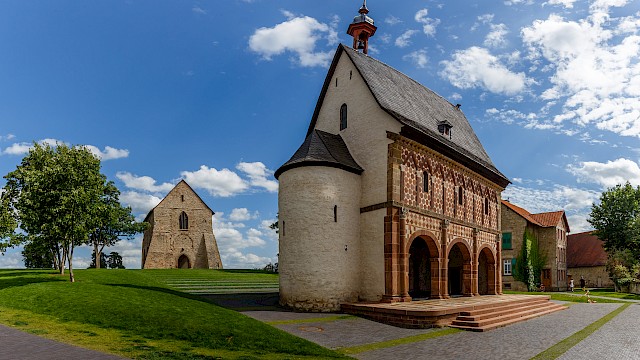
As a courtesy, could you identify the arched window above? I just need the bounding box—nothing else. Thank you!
[458,186,464,205]
[179,211,188,230]
[340,103,348,130]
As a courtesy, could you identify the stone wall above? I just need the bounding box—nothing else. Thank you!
[568,266,614,288]
[142,181,222,269]
[278,166,362,311]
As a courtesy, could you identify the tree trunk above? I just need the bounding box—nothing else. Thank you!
[94,242,101,269]
[67,245,75,283]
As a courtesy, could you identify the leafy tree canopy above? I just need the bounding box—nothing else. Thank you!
[589,182,640,259]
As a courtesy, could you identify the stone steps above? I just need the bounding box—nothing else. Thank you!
[449,299,566,332]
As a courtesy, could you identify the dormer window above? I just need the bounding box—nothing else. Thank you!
[438,120,453,139]
[340,104,348,130]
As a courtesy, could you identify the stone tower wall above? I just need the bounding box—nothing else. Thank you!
[278,166,361,311]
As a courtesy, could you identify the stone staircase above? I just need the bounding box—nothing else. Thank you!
[449,296,565,332]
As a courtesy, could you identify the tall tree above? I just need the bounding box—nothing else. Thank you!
[22,238,55,269]
[0,193,18,253]
[89,251,107,269]
[2,143,104,282]
[87,181,146,269]
[107,252,125,269]
[589,182,640,259]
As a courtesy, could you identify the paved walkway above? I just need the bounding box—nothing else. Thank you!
[244,302,635,359]
[0,324,125,360]
[560,304,640,360]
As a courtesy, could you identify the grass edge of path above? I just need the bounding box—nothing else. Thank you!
[530,303,631,360]
[337,327,462,355]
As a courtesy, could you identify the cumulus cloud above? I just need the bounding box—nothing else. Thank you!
[503,184,599,232]
[415,9,441,37]
[0,134,15,141]
[229,208,257,222]
[236,162,278,192]
[221,249,273,269]
[385,15,403,26]
[108,236,143,269]
[546,0,578,8]
[116,172,175,193]
[119,191,162,216]
[212,212,270,268]
[440,47,528,95]
[1,139,128,161]
[521,4,640,137]
[568,158,640,187]
[484,23,509,48]
[248,14,337,67]
[83,145,129,160]
[192,5,206,14]
[1,138,61,155]
[403,49,429,68]
[395,30,419,48]
[0,250,24,268]
[181,165,249,197]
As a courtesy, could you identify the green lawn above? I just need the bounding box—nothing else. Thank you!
[503,290,626,303]
[587,288,640,301]
[0,269,346,360]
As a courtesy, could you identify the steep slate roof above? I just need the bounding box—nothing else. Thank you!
[305,44,509,188]
[501,200,570,232]
[567,231,607,268]
[274,129,364,179]
[143,180,214,222]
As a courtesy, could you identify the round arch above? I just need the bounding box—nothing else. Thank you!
[177,254,191,269]
[477,245,497,295]
[447,238,472,297]
[405,231,440,299]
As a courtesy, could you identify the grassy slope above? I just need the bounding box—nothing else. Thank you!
[503,290,625,303]
[0,269,345,360]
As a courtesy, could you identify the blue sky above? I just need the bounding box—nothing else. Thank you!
[1,0,639,269]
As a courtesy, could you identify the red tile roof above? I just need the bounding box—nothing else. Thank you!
[501,200,541,226]
[567,231,607,268]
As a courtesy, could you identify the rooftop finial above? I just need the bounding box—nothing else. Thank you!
[360,0,369,14]
[347,0,377,54]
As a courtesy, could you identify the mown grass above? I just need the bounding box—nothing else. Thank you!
[0,269,346,359]
[503,290,625,303]
[588,288,640,301]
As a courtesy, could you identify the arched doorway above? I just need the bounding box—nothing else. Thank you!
[178,254,191,269]
[408,238,431,298]
[478,247,496,295]
[448,241,472,296]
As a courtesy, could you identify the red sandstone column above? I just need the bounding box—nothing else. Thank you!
[472,228,479,296]
[488,264,497,294]
[430,258,442,299]
[399,208,411,301]
[441,220,450,299]
[496,234,503,295]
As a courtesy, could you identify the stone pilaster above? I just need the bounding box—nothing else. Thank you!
[441,219,450,299]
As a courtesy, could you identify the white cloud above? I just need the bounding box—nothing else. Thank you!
[259,219,278,241]
[236,162,278,192]
[221,249,273,269]
[440,47,528,95]
[119,191,162,216]
[403,49,429,68]
[213,214,267,250]
[2,140,127,161]
[385,15,402,26]
[568,158,640,187]
[107,236,143,269]
[503,184,599,233]
[249,14,337,67]
[116,172,175,193]
[1,138,61,155]
[484,23,509,48]
[229,208,257,222]
[504,0,535,5]
[181,165,249,197]
[0,250,23,268]
[415,9,441,37]
[395,30,419,48]
[521,5,640,138]
[192,5,206,15]
[83,145,129,161]
[0,134,15,141]
[546,0,578,8]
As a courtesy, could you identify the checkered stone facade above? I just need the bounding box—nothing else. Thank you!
[383,134,503,301]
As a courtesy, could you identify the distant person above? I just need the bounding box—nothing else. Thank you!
[570,279,575,292]
[580,276,586,290]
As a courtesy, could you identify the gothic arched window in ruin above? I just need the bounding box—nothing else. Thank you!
[340,103,348,130]
[179,211,189,230]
